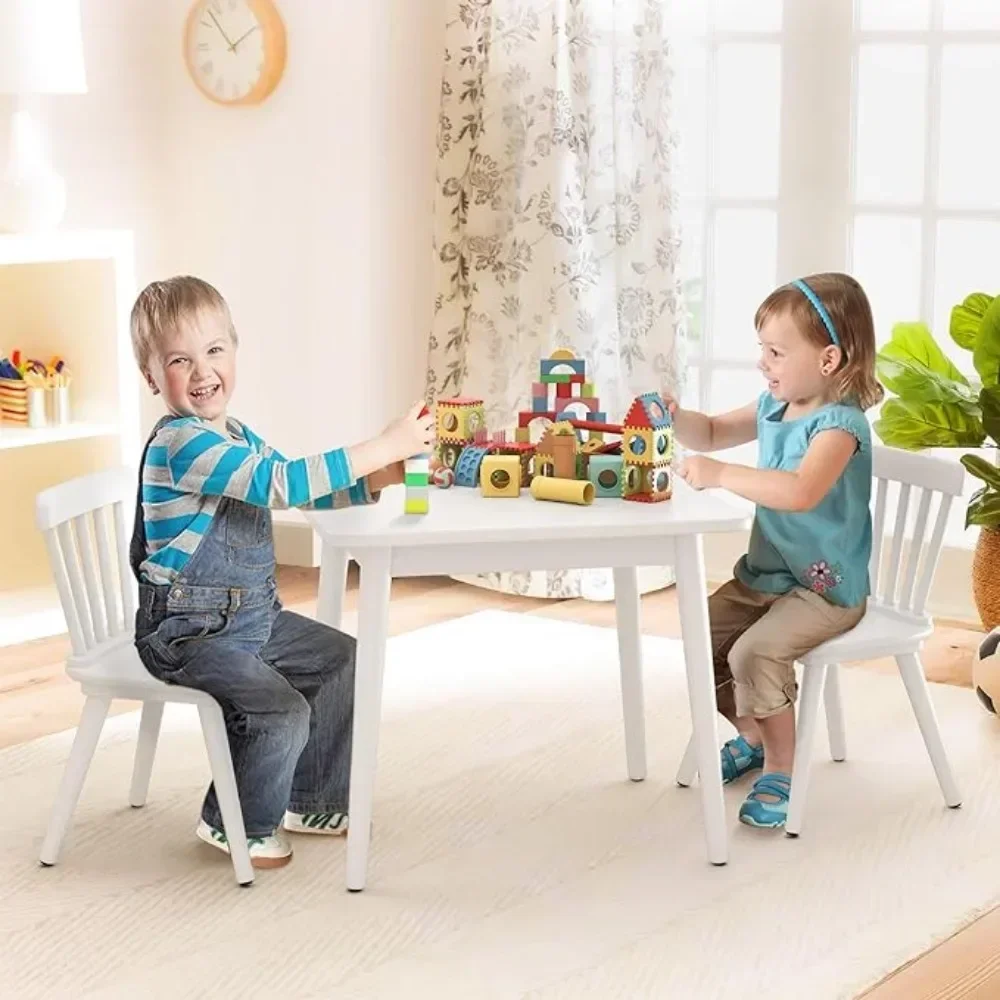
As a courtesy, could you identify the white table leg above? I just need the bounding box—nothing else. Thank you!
[346,548,392,892]
[317,543,349,630]
[613,566,646,781]
[674,533,727,866]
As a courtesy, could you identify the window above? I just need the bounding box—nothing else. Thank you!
[672,0,1000,545]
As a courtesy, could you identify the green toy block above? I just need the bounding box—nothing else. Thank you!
[405,472,430,488]
[540,373,573,384]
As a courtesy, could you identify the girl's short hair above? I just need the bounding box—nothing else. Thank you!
[130,276,237,371]
[754,272,884,411]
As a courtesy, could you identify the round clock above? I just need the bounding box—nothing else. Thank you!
[184,0,286,106]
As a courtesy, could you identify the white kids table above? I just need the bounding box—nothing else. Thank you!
[306,482,749,891]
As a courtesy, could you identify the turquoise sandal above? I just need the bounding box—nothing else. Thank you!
[738,772,791,829]
[720,735,765,784]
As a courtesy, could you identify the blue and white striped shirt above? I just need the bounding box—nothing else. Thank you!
[139,416,374,585]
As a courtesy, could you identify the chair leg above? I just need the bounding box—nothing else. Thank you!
[786,664,826,838]
[40,695,111,866]
[896,652,962,808]
[129,701,164,808]
[675,733,698,787]
[198,702,254,887]
[824,664,847,763]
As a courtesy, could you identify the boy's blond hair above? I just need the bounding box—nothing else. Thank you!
[130,276,237,371]
[754,272,885,411]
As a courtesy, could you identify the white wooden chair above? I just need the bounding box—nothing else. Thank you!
[675,445,964,835]
[35,467,254,886]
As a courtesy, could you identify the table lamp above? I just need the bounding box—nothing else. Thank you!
[0,0,87,232]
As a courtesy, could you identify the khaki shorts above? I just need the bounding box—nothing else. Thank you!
[709,578,866,719]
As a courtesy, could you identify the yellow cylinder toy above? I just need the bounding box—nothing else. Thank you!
[530,476,594,506]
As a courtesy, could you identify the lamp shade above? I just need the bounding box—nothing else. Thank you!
[0,0,87,95]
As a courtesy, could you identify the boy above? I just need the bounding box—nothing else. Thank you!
[129,276,433,868]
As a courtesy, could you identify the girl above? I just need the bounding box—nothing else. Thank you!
[672,273,883,828]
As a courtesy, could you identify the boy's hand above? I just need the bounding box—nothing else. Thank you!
[366,461,405,493]
[383,401,434,462]
[678,455,724,490]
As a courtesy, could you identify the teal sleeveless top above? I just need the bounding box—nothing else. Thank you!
[734,393,872,609]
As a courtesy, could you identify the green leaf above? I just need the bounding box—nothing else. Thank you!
[966,486,1000,529]
[880,321,968,385]
[982,385,1000,444]
[876,355,979,413]
[950,293,994,351]
[961,453,1000,490]
[973,295,1000,389]
[873,397,985,450]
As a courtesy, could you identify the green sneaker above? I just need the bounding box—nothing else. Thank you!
[195,819,292,869]
[283,811,348,836]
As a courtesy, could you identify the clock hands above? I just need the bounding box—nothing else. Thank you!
[207,8,236,51]
[230,24,259,51]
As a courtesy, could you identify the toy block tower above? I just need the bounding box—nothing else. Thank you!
[534,421,578,479]
[517,349,607,444]
[435,396,485,470]
[621,392,674,503]
[404,405,432,515]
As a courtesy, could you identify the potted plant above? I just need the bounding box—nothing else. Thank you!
[873,291,1000,629]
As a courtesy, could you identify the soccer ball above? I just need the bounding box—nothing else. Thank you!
[973,627,1000,714]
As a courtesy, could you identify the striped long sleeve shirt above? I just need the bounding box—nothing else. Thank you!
[139,416,375,585]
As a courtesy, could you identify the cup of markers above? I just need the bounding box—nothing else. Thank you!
[0,352,72,429]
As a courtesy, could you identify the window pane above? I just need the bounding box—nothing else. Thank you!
[713,45,781,198]
[851,215,923,343]
[943,0,1000,30]
[858,0,930,31]
[669,0,708,36]
[674,43,708,199]
[714,0,782,32]
[681,365,700,411]
[711,209,777,361]
[939,46,1000,209]
[855,45,927,204]
[933,220,1000,364]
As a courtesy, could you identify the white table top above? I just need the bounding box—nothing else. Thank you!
[306,479,750,549]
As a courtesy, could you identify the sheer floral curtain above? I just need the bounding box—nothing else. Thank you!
[426,0,685,599]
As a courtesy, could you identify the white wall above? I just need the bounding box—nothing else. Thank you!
[7,0,443,453]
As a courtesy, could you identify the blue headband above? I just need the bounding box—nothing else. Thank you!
[791,278,839,348]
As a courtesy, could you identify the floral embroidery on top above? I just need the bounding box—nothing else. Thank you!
[807,560,844,594]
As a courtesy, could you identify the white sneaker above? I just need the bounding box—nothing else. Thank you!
[283,810,348,836]
[195,819,293,869]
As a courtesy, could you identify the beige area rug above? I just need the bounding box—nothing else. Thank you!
[3,611,1000,1000]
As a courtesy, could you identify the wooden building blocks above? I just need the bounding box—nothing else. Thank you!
[588,454,625,498]
[621,391,674,503]
[480,454,522,497]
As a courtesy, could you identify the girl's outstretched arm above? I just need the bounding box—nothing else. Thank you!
[681,429,857,512]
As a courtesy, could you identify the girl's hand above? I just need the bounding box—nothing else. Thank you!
[679,455,724,490]
[383,401,434,461]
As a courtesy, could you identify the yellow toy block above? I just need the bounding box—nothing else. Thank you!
[404,494,430,514]
[480,454,521,497]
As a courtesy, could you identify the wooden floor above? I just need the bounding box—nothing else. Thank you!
[0,566,993,999]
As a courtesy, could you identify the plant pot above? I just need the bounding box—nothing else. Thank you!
[973,527,1000,632]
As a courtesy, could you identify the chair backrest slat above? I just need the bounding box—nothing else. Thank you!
[881,482,911,606]
[869,477,887,598]
[113,500,136,626]
[899,488,932,610]
[36,467,137,657]
[870,446,966,618]
[913,495,953,616]
[44,532,86,656]
[57,521,96,649]
[94,506,121,638]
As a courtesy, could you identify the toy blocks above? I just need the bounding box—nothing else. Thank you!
[588,454,624,498]
[435,396,485,471]
[480,454,521,497]
[622,391,673,503]
[404,404,433,515]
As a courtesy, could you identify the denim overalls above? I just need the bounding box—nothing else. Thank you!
[132,418,356,837]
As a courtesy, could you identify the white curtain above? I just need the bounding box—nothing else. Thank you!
[427,0,686,599]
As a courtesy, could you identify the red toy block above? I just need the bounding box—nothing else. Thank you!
[556,381,572,399]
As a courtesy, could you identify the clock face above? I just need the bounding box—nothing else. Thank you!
[185,0,283,105]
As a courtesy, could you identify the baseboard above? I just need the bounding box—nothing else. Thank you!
[275,520,980,625]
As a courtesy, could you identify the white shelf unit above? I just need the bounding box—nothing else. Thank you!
[0,230,139,647]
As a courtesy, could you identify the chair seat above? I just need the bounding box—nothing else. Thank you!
[801,604,932,667]
[68,632,214,706]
